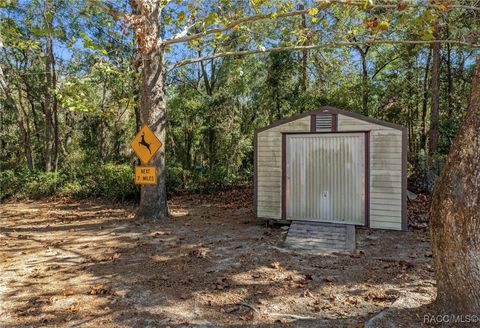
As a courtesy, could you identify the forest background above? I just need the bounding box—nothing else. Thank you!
[1,0,478,200]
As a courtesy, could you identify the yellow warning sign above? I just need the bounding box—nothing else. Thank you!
[131,125,162,164]
[135,166,157,185]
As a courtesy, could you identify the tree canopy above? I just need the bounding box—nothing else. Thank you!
[0,0,479,199]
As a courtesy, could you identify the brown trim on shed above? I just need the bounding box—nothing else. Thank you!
[310,114,316,132]
[401,128,408,231]
[281,133,287,220]
[365,132,370,228]
[254,106,405,135]
[322,106,405,131]
[281,130,369,135]
[332,113,338,132]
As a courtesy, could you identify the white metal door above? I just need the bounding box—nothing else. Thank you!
[286,133,365,224]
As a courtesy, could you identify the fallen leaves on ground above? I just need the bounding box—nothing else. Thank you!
[0,188,435,327]
[89,284,116,296]
[408,193,432,229]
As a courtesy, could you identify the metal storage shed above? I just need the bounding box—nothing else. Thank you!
[254,106,407,231]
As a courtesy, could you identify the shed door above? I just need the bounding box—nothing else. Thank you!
[286,133,365,224]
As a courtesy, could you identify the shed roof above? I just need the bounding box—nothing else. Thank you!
[256,106,406,133]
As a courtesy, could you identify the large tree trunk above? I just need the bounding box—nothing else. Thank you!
[428,21,441,155]
[430,58,480,313]
[136,1,168,219]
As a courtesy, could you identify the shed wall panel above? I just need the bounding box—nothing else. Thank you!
[256,116,310,218]
[337,114,403,230]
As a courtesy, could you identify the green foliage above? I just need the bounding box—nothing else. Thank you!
[0,164,138,200]
[22,171,62,199]
[58,181,92,199]
[166,163,188,192]
[99,163,137,200]
[438,116,463,155]
[0,169,19,199]
[1,0,478,200]
[204,166,237,189]
[1,170,63,199]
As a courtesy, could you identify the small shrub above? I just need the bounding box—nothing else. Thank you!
[0,169,18,199]
[166,164,187,193]
[99,163,137,200]
[58,181,92,198]
[205,166,236,189]
[22,171,62,199]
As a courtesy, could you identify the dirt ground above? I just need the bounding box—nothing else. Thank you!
[1,188,438,327]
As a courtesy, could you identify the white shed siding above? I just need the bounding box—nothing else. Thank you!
[337,114,403,230]
[256,116,310,219]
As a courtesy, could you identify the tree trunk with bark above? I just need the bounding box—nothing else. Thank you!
[199,57,217,170]
[431,58,480,314]
[405,53,415,153]
[420,48,431,151]
[185,129,192,170]
[98,81,107,163]
[446,18,454,116]
[18,92,34,170]
[299,4,308,97]
[43,36,55,171]
[355,45,370,116]
[428,21,441,156]
[43,0,58,171]
[136,0,168,219]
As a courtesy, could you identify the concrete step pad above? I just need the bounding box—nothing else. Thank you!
[284,221,356,253]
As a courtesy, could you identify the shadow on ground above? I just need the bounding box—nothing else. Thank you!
[0,189,435,327]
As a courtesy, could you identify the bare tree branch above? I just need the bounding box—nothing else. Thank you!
[371,56,399,80]
[162,3,332,46]
[171,39,480,70]
[172,22,198,40]
[87,0,479,52]
[337,0,480,12]
[344,0,480,11]
[163,0,480,46]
